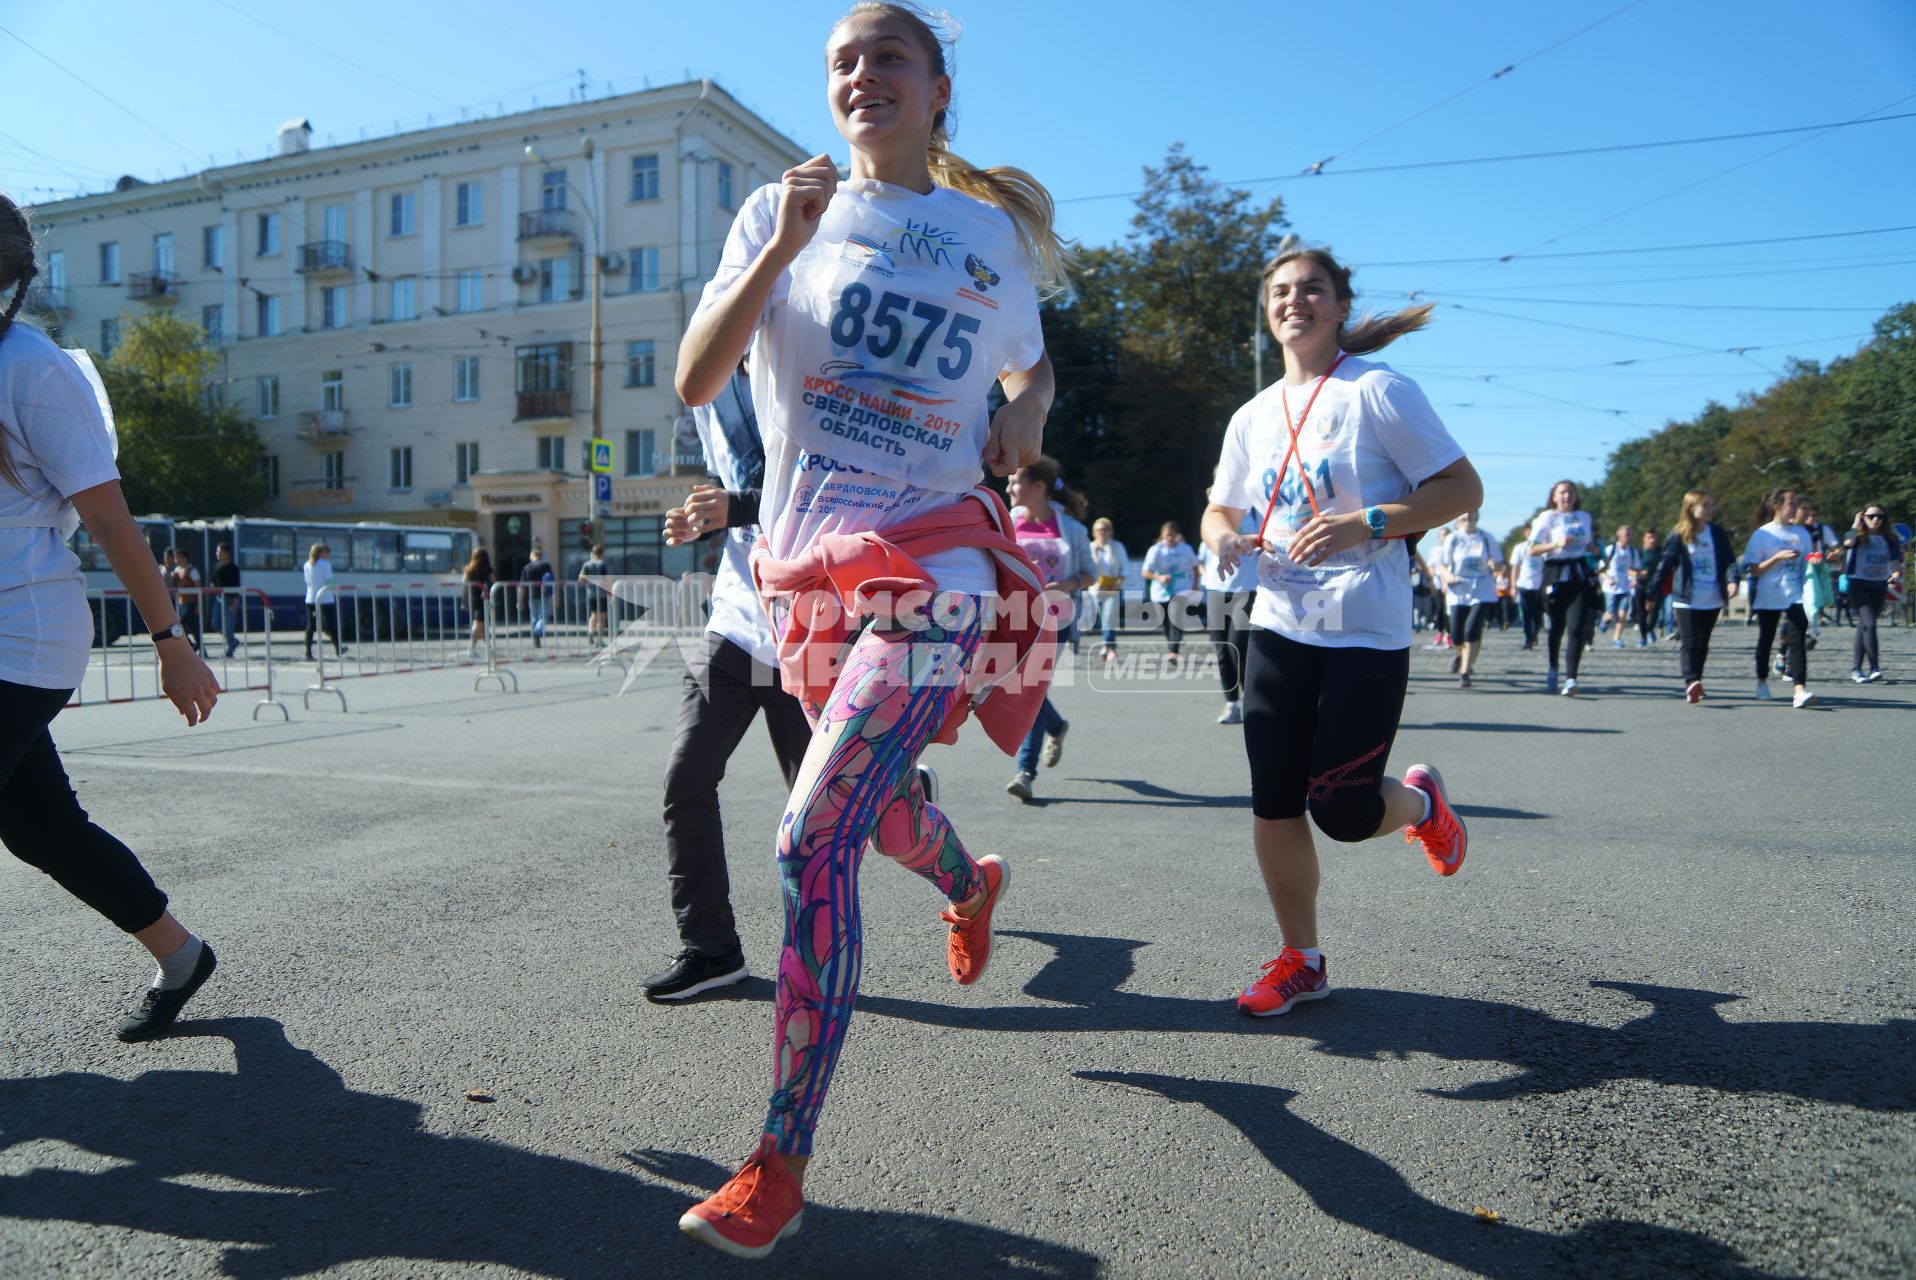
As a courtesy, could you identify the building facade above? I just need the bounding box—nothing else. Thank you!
[26,81,805,580]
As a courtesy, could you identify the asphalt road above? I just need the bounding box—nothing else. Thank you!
[2,618,1912,1279]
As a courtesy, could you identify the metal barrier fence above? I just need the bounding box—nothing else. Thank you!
[301,582,479,711]
[70,587,288,720]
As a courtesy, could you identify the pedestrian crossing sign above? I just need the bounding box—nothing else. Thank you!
[590,438,613,474]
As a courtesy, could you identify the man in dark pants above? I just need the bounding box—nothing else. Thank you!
[642,371,811,1001]
[212,543,242,658]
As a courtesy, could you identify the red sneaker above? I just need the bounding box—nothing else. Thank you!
[678,1137,804,1259]
[1403,763,1466,876]
[940,855,1008,985]
[1237,947,1329,1017]
[1686,680,1704,704]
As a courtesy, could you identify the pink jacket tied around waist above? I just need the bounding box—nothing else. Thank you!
[751,486,1062,755]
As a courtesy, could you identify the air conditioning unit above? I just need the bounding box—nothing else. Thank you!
[510,264,538,285]
[601,252,625,274]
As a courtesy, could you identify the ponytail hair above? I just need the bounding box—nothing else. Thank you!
[0,192,38,493]
[1016,455,1088,521]
[1755,486,1795,528]
[841,2,1072,296]
[1261,245,1432,357]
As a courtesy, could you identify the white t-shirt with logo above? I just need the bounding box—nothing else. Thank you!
[1210,355,1464,649]
[1850,534,1894,582]
[0,326,120,690]
[1679,535,1723,611]
[1142,539,1199,604]
[1603,544,1638,593]
[1741,522,1811,611]
[1530,510,1595,563]
[1512,540,1545,591]
[688,373,777,668]
[696,180,1045,598]
[1200,509,1262,593]
[1438,528,1499,607]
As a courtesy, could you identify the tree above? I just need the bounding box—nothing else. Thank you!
[100,311,266,516]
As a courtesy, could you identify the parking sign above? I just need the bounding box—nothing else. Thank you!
[593,472,612,503]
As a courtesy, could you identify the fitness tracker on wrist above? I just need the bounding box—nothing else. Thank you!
[1363,506,1388,539]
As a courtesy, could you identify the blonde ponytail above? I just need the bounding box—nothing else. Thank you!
[843,2,1073,296]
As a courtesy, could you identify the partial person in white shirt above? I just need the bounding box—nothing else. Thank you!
[1529,481,1599,695]
[1510,524,1547,650]
[0,191,223,1043]
[1198,505,1261,722]
[1087,517,1130,662]
[1141,521,1200,666]
[1647,489,1737,703]
[1434,509,1502,687]
[301,542,342,661]
[1601,524,1637,648]
[1739,487,1817,707]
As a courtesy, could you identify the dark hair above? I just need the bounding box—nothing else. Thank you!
[1261,246,1433,358]
[1014,455,1087,521]
[465,546,492,577]
[1754,486,1795,527]
[0,192,38,493]
[591,543,604,558]
[1547,479,1581,511]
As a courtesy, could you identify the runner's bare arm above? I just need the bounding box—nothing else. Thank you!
[983,353,1053,478]
[1289,458,1485,568]
[1202,503,1252,574]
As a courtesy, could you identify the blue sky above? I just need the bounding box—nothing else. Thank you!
[5,0,1914,535]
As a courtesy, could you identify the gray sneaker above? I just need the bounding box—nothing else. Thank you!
[1041,721,1068,768]
[1005,772,1034,802]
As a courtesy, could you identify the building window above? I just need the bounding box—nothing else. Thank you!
[630,153,659,202]
[540,169,568,211]
[256,294,280,337]
[202,304,223,345]
[100,241,120,284]
[257,213,280,256]
[203,225,224,270]
[455,180,483,227]
[389,446,413,491]
[629,245,660,292]
[536,436,566,470]
[99,318,119,355]
[624,428,656,477]
[258,375,280,419]
[453,355,480,402]
[389,276,417,321]
[320,286,346,329]
[321,369,344,412]
[46,250,65,292]
[389,362,413,408]
[389,191,415,237]
[716,160,734,210]
[538,255,576,303]
[260,453,280,497]
[456,270,483,313]
[323,451,346,491]
[455,441,479,485]
[152,232,174,276]
[626,340,657,388]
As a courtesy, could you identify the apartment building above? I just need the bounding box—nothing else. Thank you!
[25,81,806,578]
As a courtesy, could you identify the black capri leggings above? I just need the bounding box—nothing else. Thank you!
[0,680,169,934]
[1242,628,1410,839]
[1448,602,1489,647]
[1545,577,1597,677]
[1850,580,1887,673]
[1754,605,1808,683]
[1208,590,1256,700]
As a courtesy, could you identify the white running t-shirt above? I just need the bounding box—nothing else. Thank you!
[1741,522,1811,611]
[1439,528,1499,607]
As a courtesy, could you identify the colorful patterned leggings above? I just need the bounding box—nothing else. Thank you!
[765,596,986,1155]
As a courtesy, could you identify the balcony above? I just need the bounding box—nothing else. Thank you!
[296,408,351,441]
[517,208,578,244]
[24,284,70,315]
[289,479,355,512]
[515,389,573,421]
[297,240,354,275]
[127,270,182,303]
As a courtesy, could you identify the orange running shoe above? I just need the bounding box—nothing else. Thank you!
[1403,763,1466,876]
[678,1136,805,1260]
[1237,947,1329,1017]
[940,854,1008,985]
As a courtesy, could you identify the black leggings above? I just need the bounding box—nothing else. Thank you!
[305,601,341,654]
[1448,602,1489,647]
[1673,606,1719,684]
[1518,587,1544,646]
[1754,605,1808,683]
[1545,581,1596,677]
[1242,628,1409,838]
[0,680,169,934]
[1208,590,1256,699]
[1851,581,1887,672]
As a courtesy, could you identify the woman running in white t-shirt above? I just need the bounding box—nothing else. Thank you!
[1435,509,1502,687]
[671,3,1068,1258]
[1203,246,1482,1019]
[1741,487,1818,707]
[1529,481,1598,695]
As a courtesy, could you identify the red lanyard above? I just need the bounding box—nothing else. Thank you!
[1254,353,1345,549]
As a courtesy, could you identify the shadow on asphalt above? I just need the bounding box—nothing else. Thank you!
[1047,778,1252,808]
[0,1017,1096,1279]
[1399,721,1622,735]
[1072,1071,1793,1280]
[862,933,1916,1113]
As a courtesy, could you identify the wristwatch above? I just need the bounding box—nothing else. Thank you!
[1363,506,1388,539]
[153,622,189,645]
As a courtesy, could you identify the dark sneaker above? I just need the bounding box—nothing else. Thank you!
[115,942,217,1043]
[642,946,748,1002]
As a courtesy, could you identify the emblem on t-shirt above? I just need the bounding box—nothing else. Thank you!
[843,233,898,277]
[964,254,1001,291]
[898,219,963,268]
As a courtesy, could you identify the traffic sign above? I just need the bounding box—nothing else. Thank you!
[590,438,613,474]
[593,472,612,503]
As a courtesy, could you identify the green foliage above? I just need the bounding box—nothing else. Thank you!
[1037,145,1287,541]
[101,311,266,516]
[1505,302,1916,550]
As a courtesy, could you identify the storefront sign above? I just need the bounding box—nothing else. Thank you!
[481,493,544,508]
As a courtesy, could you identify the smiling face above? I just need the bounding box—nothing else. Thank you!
[827,8,950,164]
[1265,256,1350,361]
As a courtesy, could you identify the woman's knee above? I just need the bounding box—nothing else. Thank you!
[1307,794,1384,844]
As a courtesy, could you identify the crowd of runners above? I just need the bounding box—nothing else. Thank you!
[1,0,1907,1267]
